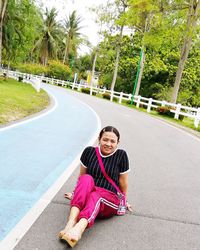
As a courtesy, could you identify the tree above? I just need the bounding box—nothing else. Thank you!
[110,0,128,92]
[62,10,85,65]
[2,0,42,66]
[91,0,128,92]
[0,0,8,66]
[171,0,200,103]
[32,8,60,65]
[121,0,166,96]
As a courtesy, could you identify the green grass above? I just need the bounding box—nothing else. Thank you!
[122,102,200,133]
[0,77,50,125]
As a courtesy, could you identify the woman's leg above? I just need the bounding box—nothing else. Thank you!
[59,174,95,238]
[96,187,120,218]
[61,188,119,244]
[63,190,101,242]
[58,206,80,238]
[71,174,95,209]
[78,187,119,228]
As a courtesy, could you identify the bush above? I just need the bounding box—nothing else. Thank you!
[81,87,97,95]
[81,88,90,94]
[157,106,174,117]
[102,93,110,100]
[16,63,48,75]
[47,60,72,80]
[102,93,118,102]
[157,106,184,121]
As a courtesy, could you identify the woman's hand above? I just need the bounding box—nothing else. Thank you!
[126,202,133,212]
[64,192,72,200]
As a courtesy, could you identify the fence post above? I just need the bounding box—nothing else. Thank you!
[90,85,93,95]
[72,73,77,90]
[51,78,54,84]
[129,94,132,100]
[136,96,141,108]
[161,100,166,107]
[147,98,153,113]
[119,92,123,104]
[35,78,41,92]
[174,103,181,119]
[110,91,114,102]
[194,108,200,128]
[78,84,81,91]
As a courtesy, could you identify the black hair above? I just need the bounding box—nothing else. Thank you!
[99,126,120,141]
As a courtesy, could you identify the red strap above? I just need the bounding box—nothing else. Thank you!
[95,147,121,193]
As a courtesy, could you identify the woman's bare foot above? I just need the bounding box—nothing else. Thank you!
[63,224,83,242]
[61,218,88,243]
[58,220,76,239]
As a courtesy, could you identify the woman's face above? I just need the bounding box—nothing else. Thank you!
[99,131,119,155]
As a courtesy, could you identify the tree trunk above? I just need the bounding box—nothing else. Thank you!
[63,47,67,64]
[63,35,70,65]
[135,50,145,96]
[0,0,8,67]
[110,25,123,91]
[171,0,200,103]
[133,16,149,96]
[91,48,98,86]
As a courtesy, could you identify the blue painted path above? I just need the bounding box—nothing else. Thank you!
[0,84,99,240]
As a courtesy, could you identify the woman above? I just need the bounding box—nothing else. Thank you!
[59,126,132,247]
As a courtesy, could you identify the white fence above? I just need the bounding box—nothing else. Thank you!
[4,70,200,128]
[5,70,41,92]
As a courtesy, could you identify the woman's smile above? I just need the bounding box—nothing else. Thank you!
[99,131,118,155]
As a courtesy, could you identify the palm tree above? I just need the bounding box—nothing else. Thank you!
[62,10,84,64]
[32,8,59,65]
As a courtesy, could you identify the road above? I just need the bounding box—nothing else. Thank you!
[2,83,200,250]
[0,83,100,246]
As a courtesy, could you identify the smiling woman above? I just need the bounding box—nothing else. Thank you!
[0,77,50,125]
[59,125,132,248]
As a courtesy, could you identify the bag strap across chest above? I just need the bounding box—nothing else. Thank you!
[95,147,121,194]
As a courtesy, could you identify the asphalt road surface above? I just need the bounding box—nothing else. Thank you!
[8,84,200,250]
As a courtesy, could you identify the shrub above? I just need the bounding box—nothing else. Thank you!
[102,93,118,102]
[16,63,48,75]
[102,93,110,100]
[47,60,72,80]
[157,106,184,121]
[81,87,97,95]
[81,88,90,94]
[157,106,174,117]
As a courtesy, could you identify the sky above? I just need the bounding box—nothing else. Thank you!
[38,0,109,55]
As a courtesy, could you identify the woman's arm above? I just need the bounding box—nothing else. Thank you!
[119,173,128,195]
[119,173,133,212]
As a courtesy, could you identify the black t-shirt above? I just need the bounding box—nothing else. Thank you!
[80,146,130,193]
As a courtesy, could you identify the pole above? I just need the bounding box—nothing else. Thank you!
[131,48,143,105]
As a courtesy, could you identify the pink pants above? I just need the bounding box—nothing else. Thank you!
[70,174,120,228]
